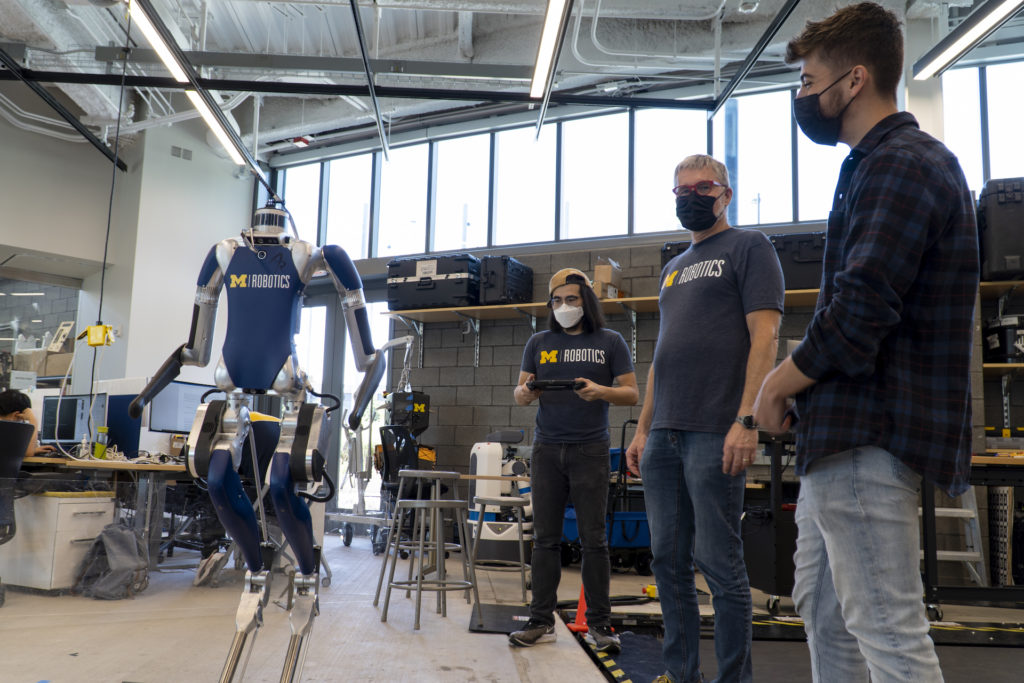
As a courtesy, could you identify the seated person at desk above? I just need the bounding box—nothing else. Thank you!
[0,390,56,458]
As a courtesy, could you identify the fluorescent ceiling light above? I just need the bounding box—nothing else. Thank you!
[530,0,571,99]
[11,292,45,296]
[31,319,42,323]
[186,90,245,165]
[913,0,1024,80]
[127,0,189,83]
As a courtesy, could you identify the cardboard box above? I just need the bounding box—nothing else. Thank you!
[13,349,48,375]
[44,352,73,377]
[594,281,621,299]
[593,261,623,289]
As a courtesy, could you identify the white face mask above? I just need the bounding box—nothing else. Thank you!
[553,303,584,329]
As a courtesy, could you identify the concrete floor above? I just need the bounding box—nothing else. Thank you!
[1,529,1022,683]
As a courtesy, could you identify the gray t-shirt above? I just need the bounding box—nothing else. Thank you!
[522,328,634,442]
[651,228,784,433]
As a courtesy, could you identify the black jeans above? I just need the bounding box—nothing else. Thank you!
[529,439,611,627]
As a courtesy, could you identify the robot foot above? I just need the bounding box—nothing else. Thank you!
[279,571,320,683]
[218,568,274,683]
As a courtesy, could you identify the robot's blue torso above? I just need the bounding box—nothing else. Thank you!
[221,243,305,390]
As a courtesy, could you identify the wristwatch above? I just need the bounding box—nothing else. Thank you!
[735,415,757,430]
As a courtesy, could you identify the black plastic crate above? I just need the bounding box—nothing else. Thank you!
[770,232,825,290]
[979,178,1024,281]
[480,255,534,305]
[386,254,480,310]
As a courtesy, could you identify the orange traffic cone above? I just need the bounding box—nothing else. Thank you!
[567,584,589,633]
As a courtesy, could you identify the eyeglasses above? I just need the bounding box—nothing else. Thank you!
[550,295,581,306]
[672,180,726,197]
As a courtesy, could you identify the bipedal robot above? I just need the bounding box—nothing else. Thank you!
[130,202,385,682]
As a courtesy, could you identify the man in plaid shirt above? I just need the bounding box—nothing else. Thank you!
[755,4,979,682]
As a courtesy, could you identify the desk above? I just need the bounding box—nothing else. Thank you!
[21,456,187,571]
[921,455,1024,611]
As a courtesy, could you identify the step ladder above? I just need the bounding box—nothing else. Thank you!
[919,485,988,587]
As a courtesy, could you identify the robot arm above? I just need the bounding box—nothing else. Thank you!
[321,245,385,430]
[129,243,228,418]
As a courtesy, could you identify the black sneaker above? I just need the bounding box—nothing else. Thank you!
[508,620,556,647]
[584,623,621,654]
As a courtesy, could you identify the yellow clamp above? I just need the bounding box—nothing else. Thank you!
[77,324,115,347]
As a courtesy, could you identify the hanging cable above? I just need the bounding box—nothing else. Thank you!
[86,10,134,435]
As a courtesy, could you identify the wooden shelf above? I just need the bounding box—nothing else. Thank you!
[980,280,1024,300]
[386,289,819,323]
[983,363,1024,377]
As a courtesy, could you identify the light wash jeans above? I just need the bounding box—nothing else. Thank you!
[641,429,752,683]
[793,446,944,682]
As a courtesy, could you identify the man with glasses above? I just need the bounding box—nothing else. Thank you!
[755,4,978,681]
[626,154,784,683]
[509,268,638,653]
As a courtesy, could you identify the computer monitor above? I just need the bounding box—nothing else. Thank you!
[40,393,108,446]
[148,380,221,434]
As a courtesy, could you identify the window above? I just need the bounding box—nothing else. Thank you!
[713,91,794,226]
[634,108,709,234]
[560,112,629,239]
[376,144,428,257]
[796,131,848,222]
[324,154,372,258]
[985,61,1024,182]
[294,305,327,394]
[493,125,556,246]
[282,163,322,244]
[942,67,984,195]
[433,134,490,251]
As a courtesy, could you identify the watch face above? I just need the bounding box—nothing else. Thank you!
[738,415,756,429]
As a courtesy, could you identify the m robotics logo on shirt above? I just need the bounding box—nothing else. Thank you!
[663,259,725,289]
[229,273,292,289]
[539,348,606,364]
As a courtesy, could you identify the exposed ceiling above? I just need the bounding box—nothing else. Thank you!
[0,0,967,166]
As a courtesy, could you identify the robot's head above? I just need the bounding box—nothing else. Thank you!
[252,206,288,233]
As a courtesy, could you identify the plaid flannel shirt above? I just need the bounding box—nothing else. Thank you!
[791,112,979,496]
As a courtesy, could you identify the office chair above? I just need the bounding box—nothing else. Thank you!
[0,420,34,607]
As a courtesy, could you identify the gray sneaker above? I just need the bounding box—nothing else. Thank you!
[584,623,621,654]
[508,620,556,647]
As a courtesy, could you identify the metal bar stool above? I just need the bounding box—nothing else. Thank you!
[470,495,529,605]
[374,469,480,630]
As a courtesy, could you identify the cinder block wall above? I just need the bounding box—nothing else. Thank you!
[382,238,988,587]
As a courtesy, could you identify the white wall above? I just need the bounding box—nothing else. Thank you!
[0,113,254,392]
[0,114,114,264]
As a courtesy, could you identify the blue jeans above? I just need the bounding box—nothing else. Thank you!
[640,429,752,683]
[794,446,943,682]
[529,440,612,627]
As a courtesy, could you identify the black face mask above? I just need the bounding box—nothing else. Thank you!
[793,69,853,146]
[676,194,720,232]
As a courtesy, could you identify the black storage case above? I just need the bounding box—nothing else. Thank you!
[770,232,825,290]
[480,255,534,305]
[661,240,691,269]
[983,315,1024,363]
[978,178,1024,281]
[386,254,480,310]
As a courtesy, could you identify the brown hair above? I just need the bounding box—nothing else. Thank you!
[785,2,903,100]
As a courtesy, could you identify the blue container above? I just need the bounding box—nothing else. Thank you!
[609,447,623,473]
[563,507,650,549]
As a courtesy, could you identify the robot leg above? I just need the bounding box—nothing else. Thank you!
[188,399,275,683]
[268,403,332,683]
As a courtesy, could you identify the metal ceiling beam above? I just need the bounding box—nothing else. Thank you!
[2,69,716,110]
[711,0,801,117]
[0,45,126,171]
[94,46,533,81]
[132,0,274,199]
[348,0,390,160]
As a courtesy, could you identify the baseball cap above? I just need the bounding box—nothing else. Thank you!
[548,268,592,296]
